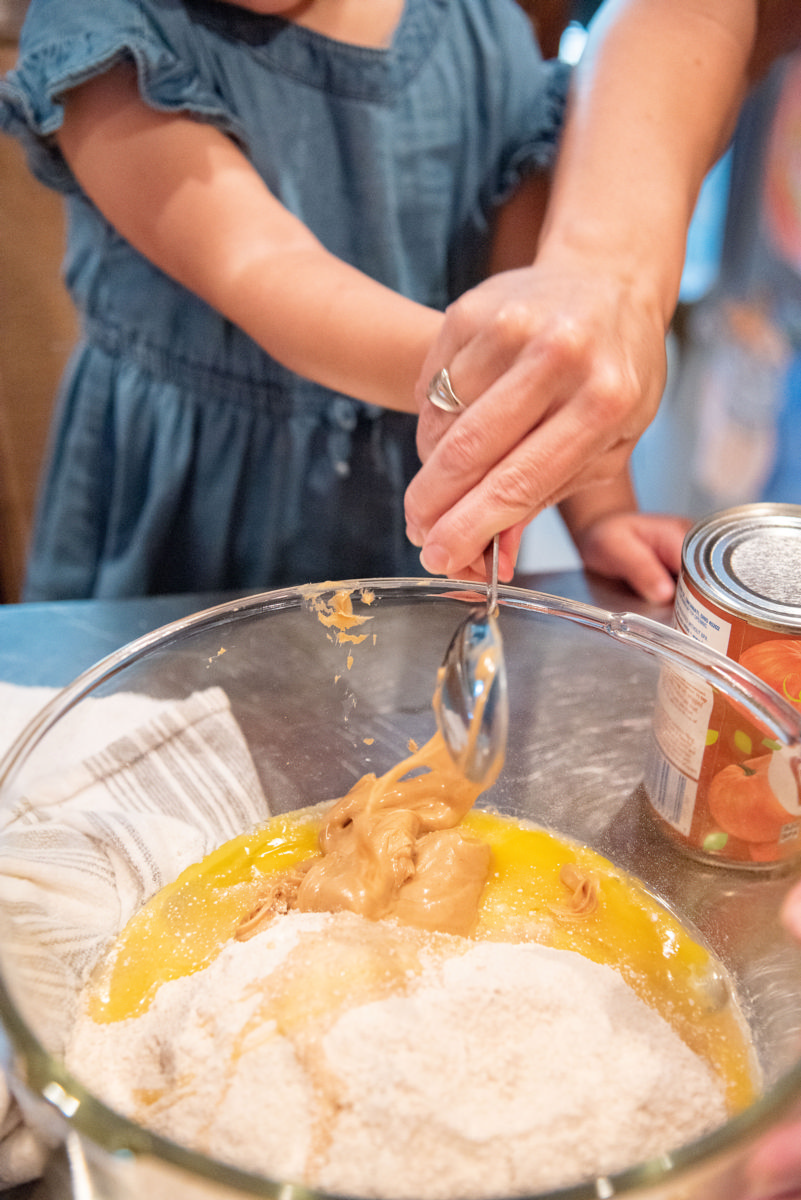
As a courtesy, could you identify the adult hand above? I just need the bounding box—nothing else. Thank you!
[404,258,668,581]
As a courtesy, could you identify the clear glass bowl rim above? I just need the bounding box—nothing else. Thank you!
[1,577,800,1200]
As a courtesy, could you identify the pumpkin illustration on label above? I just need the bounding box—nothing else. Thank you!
[740,639,801,710]
[708,749,801,845]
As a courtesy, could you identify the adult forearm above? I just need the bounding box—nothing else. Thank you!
[538,0,757,326]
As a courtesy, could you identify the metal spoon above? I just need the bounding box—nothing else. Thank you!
[433,535,509,786]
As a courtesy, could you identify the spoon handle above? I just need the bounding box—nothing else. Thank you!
[484,535,500,617]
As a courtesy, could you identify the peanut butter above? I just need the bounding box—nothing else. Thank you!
[241,730,491,939]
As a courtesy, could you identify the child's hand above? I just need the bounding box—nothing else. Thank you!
[569,512,692,606]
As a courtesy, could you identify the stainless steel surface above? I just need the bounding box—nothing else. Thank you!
[0,590,251,687]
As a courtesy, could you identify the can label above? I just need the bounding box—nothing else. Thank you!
[646,508,801,867]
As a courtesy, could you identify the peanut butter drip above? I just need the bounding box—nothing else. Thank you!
[550,863,600,919]
[238,731,491,940]
[236,863,313,942]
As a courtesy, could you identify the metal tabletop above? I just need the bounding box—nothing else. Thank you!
[0,571,666,690]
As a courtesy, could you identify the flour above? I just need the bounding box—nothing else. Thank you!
[67,909,728,1199]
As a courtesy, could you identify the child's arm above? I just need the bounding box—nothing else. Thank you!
[557,479,691,605]
[56,62,442,414]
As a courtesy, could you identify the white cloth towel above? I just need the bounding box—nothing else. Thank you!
[0,682,271,1187]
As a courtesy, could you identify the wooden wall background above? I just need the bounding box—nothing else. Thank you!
[0,38,77,603]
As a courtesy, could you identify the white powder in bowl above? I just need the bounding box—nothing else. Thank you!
[67,909,728,1198]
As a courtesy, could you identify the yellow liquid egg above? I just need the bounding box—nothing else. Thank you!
[90,807,756,1114]
[464,811,755,1112]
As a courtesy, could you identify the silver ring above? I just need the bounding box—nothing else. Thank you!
[426,367,466,413]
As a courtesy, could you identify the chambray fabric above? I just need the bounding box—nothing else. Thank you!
[0,0,569,598]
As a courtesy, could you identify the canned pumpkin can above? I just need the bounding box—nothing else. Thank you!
[645,503,801,867]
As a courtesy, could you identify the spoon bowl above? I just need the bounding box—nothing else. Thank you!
[433,535,509,786]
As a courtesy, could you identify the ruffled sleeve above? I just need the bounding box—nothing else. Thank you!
[0,0,248,193]
[496,57,572,200]
[481,0,573,207]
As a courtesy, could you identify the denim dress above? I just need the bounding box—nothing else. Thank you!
[0,0,569,599]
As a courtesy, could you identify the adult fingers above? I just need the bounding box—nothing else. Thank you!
[414,272,546,462]
[409,338,654,559]
[409,381,639,578]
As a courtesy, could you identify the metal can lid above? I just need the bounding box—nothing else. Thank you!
[683,503,801,629]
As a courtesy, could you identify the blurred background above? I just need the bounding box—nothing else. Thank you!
[1,0,800,598]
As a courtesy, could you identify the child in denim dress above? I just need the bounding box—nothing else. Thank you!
[0,0,571,598]
[0,0,688,602]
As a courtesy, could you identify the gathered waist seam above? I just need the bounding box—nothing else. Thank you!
[82,315,343,415]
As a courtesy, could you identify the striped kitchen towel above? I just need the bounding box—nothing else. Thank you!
[0,683,271,1186]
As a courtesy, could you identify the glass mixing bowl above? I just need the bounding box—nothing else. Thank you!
[0,579,800,1200]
